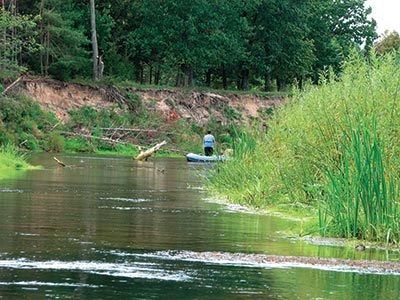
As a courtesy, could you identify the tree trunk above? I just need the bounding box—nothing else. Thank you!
[155,67,160,85]
[90,0,99,81]
[240,69,249,90]
[45,22,50,76]
[277,77,286,91]
[205,69,211,87]
[222,66,227,90]
[149,65,153,84]
[264,73,272,91]
[297,76,303,90]
[176,64,193,87]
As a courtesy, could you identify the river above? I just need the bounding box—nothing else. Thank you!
[0,153,400,299]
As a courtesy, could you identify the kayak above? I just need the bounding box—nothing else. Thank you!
[186,153,227,163]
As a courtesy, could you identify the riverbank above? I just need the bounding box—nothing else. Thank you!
[206,52,400,246]
[1,76,286,156]
[0,144,38,179]
[4,76,285,127]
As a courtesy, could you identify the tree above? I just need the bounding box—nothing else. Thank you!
[2,0,380,89]
[253,0,315,91]
[90,0,101,80]
[24,0,91,80]
[308,0,376,82]
[0,5,40,80]
[373,30,400,54]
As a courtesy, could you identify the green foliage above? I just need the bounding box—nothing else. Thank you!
[64,138,96,153]
[44,132,65,152]
[0,7,41,80]
[0,143,31,170]
[41,1,91,79]
[0,94,59,150]
[209,51,400,243]
[206,127,270,207]
[125,93,143,112]
[2,0,378,91]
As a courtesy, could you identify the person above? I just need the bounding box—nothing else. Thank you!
[203,130,215,156]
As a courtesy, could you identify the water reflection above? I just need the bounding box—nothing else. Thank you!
[1,153,400,299]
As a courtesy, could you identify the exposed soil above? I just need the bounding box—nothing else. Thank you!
[4,77,285,125]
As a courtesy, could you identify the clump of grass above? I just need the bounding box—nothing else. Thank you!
[0,143,32,170]
[208,50,400,244]
[206,127,275,208]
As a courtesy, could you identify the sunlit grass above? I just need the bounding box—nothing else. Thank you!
[0,143,36,174]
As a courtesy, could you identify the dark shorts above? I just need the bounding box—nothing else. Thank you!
[204,147,214,156]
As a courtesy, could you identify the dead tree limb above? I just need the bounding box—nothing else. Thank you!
[2,76,24,95]
[100,128,158,133]
[59,131,132,145]
[135,140,167,160]
[53,157,66,167]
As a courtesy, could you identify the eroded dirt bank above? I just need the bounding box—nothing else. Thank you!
[5,77,285,124]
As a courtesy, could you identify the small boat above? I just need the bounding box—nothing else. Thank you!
[186,153,227,163]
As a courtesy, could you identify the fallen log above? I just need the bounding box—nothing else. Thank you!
[59,131,129,145]
[135,140,167,161]
[100,127,158,133]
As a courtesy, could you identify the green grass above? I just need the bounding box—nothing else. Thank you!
[207,50,400,244]
[0,144,35,173]
[320,115,399,242]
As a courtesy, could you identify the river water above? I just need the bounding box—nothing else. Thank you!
[1,153,400,299]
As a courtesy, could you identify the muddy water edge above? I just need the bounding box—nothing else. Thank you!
[0,153,400,300]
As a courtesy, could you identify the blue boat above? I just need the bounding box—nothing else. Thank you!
[186,153,227,163]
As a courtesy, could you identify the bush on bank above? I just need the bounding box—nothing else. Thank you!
[208,51,400,244]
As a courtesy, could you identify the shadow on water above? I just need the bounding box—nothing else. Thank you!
[0,153,400,299]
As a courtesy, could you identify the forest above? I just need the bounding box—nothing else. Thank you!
[1,0,391,92]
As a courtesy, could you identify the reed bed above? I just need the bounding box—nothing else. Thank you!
[208,51,400,244]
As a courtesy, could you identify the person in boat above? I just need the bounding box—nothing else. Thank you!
[203,130,215,156]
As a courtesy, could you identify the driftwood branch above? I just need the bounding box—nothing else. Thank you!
[135,140,167,160]
[53,157,66,167]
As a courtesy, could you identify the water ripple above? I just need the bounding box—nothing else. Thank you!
[0,258,191,282]
[99,197,154,203]
[0,281,99,288]
[0,187,23,193]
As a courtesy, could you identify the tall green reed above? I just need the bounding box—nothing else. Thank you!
[319,115,400,242]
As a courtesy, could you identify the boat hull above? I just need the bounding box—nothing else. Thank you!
[186,153,226,163]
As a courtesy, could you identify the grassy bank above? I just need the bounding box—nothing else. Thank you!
[0,144,36,178]
[207,51,400,245]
